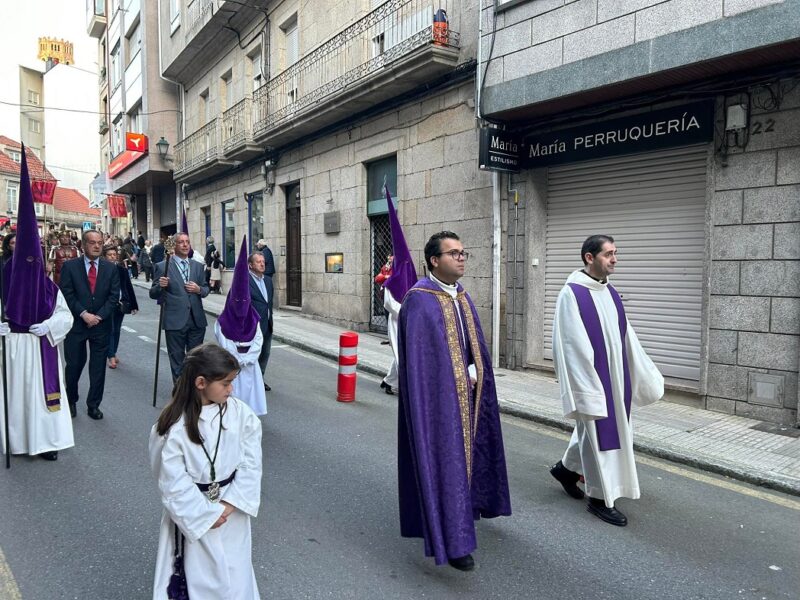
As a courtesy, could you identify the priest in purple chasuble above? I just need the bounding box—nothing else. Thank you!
[214,236,267,416]
[550,235,664,527]
[397,231,511,571]
[0,145,74,461]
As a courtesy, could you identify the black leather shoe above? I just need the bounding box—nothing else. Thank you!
[380,381,395,395]
[587,498,627,526]
[87,408,104,420]
[264,383,271,391]
[447,554,475,572]
[550,460,584,499]
[39,451,58,461]
[69,403,77,418]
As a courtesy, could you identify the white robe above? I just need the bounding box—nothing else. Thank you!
[382,288,401,388]
[0,291,74,455]
[149,397,263,600]
[214,322,267,416]
[552,270,664,507]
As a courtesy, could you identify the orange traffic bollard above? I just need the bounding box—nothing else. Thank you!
[337,331,358,402]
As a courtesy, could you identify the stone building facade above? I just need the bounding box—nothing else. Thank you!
[482,0,800,424]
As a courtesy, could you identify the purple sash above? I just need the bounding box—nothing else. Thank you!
[567,283,631,451]
[9,323,62,412]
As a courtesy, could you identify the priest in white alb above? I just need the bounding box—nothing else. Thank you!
[0,146,75,462]
[549,234,664,527]
[214,236,267,416]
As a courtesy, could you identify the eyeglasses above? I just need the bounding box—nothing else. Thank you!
[437,250,470,260]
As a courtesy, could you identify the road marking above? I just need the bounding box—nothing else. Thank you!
[122,326,137,333]
[0,546,22,600]
[272,344,288,349]
[139,335,155,343]
[504,416,800,511]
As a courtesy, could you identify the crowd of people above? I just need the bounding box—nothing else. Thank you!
[2,151,664,599]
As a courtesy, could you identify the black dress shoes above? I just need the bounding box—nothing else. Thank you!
[587,498,628,526]
[448,554,475,572]
[379,381,395,395]
[69,403,77,418]
[264,383,271,391]
[550,460,584,499]
[87,408,104,420]
[39,451,58,461]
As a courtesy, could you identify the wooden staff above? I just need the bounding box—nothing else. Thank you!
[1,261,10,468]
[152,243,174,408]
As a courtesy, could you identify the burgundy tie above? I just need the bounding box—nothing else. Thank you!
[88,260,97,294]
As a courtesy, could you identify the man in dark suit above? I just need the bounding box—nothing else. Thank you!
[255,239,276,278]
[150,232,209,380]
[59,229,121,419]
[150,233,166,266]
[248,252,274,390]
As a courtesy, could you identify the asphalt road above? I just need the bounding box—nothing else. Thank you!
[1,286,798,599]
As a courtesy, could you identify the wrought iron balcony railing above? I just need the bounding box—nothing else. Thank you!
[253,0,458,137]
[174,119,222,174]
[221,97,253,153]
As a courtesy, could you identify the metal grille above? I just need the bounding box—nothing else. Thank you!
[370,215,392,332]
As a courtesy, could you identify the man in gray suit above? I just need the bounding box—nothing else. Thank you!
[149,232,209,380]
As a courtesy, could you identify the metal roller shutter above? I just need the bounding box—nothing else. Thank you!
[543,145,707,383]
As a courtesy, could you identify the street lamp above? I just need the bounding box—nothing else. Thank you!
[155,136,170,158]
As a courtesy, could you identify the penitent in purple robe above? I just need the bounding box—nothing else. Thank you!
[397,278,511,565]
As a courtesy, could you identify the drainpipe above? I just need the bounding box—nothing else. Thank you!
[492,171,501,369]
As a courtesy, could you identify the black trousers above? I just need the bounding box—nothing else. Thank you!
[258,327,273,382]
[65,325,110,410]
[165,321,207,381]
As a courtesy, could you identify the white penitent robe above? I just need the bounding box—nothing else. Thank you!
[150,398,263,600]
[552,270,664,507]
[0,291,75,455]
[214,322,267,416]
[382,288,401,388]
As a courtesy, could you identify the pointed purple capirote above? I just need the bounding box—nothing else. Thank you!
[383,186,417,301]
[181,206,194,258]
[217,236,260,342]
[3,144,57,327]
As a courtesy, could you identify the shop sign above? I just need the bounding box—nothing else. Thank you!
[479,128,521,173]
[523,101,715,168]
[109,133,150,179]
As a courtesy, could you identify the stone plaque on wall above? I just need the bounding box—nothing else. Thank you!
[748,373,784,408]
[324,211,340,234]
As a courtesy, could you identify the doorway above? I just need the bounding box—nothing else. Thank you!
[285,183,302,307]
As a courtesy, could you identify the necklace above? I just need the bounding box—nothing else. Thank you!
[199,405,224,502]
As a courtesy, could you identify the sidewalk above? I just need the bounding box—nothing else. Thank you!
[135,279,800,496]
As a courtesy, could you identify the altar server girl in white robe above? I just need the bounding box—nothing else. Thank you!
[149,343,263,599]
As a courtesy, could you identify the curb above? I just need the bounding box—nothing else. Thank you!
[132,280,800,498]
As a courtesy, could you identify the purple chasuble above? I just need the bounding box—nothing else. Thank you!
[567,283,632,451]
[397,278,511,565]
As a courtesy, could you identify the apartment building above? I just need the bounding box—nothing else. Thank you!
[89,0,180,238]
[160,0,493,336]
[18,66,45,161]
[481,0,800,424]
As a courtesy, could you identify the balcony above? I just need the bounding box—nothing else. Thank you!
[252,0,460,148]
[86,0,106,38]
[163,0,266,81]
[174,119,233,183]
[222,97,261,160]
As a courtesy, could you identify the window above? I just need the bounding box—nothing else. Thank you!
[170,0,180,31]
[110,41,122,89]
[29,147,41,158]
[128,104,142,133]
[221,71,233,111]
[247,192,264,252]
[282,14,299,103]
[27,90,40,105]
[111,114,124,157]
[28,119,41,134]
[6,181,19,213]
[199,89,209,126]
[7,150,21,163]
[366,155,398,216]
[126,20,142,64]
[249,49,262,92]
[223,200,236,269]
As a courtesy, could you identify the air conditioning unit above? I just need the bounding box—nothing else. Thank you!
[99,119,109,134]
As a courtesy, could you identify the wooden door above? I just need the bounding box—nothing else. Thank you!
[285,184,302,307]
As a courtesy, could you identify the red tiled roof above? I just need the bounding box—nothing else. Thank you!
[52,187,100,216]
[0,135,55,181]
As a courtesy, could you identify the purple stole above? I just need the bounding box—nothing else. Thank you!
[9,322,62,412]
[567,283,632,451]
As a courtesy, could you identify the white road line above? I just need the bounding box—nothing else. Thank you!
[272,344,288,348]
[505,416,800,511]
[0,546,22,600]
[138,335,155,343]
[121,326,137,333]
